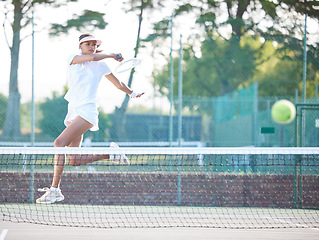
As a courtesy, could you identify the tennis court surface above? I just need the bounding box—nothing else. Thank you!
[1,220,319,240]
[1,147,319,239]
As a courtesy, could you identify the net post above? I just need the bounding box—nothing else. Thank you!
[293,155,302,209]
[29,10,35,204]
[30,154,35,204]
[177,34,183,206]
[253,82,259,147]
[298,156,303,209]
[294,156,298,208]
[177,154,182,206]
[295,104,301,147]
[168,13,174,172]
[177,34,183,147]
[169,13,174,147]
[302,14,307,102]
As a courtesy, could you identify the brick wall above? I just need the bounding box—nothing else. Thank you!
[1,171,318,208]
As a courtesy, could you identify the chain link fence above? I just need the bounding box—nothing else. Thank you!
[0,12,318,147]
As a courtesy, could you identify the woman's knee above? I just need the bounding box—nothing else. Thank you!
[69,160,80,167]
[54,138,67,148]
[68,155,81,166]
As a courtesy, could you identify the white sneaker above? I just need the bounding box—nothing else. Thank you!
[36,187,64,204]
[110,142,130,165]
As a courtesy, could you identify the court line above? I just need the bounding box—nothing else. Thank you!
[269,217,319,231]
[1,228,318,233]
[0,229,8,240]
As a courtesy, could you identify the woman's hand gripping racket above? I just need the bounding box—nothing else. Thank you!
[115,54,141,73]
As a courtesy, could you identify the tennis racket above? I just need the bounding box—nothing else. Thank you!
[115,56,141,73]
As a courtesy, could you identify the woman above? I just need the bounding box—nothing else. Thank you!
[36,33,144,204]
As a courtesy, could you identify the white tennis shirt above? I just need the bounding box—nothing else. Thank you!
[64,54,112,107]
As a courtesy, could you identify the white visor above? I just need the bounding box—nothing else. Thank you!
[79,36,102,46]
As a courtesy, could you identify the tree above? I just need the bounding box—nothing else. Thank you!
[1,0,107,140]
[174,0,319,38]
[112,0,164,141]
[148,0,319,101]
[154,35,261,98]
[181,0,318,93]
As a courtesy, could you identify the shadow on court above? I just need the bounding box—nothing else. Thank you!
[1,220,319,240]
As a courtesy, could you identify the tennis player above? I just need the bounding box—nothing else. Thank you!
[36,33,144,204]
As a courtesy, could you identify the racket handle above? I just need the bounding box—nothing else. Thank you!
[115,54,121,59]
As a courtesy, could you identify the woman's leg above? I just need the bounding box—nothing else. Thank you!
[51,116,93,188]
[36,116,93,203]
[37,116,116,204]
[51,116,110,188]
[67,135,110,167]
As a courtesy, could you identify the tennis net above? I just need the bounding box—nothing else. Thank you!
[0,147,318,229]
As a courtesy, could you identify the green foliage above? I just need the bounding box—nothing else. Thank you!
[153,30,318,105]
[257,58,302,97]
[175,0,319,40]
[94,109,112,142]
[31,0,55,4]
[154,35,261,99]
[39,92,68,139]
[147,0,319,108]
[260,0,278,19]
[279,0,319,18]
[142,19,170,42]
[254,35,319,98]
[175,3,194,15]
[126,0,164,11]
[50,10,107,36]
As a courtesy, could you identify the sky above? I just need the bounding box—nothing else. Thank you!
[0,0,318,113]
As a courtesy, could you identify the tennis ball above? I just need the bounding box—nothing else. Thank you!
[271,99,296,124]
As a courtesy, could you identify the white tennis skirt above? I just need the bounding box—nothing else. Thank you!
[64,103,99,131]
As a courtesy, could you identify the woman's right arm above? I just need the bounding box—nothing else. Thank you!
[70,53,123,65]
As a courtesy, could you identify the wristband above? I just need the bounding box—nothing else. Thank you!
[129,91,137,98]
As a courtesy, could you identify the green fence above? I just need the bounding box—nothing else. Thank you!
[0,85,318,147]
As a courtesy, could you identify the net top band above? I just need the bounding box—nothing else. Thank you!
[0,147,318,155]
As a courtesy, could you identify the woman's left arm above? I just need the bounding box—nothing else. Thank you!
[71,53,123,65]
[105,73,144,97]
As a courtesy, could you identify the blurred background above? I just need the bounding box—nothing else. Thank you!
[0,0,318,147]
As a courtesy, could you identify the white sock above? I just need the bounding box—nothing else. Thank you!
[50,187,59,192]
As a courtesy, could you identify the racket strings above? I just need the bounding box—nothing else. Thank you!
[115,58,141,73]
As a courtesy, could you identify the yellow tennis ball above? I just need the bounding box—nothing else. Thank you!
[271,100,296,124]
